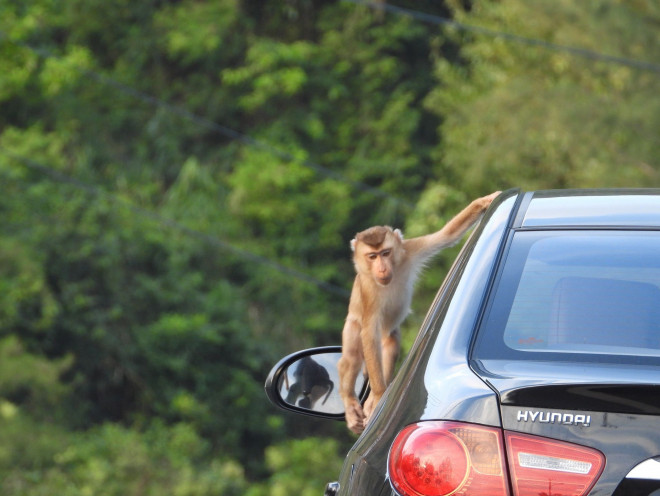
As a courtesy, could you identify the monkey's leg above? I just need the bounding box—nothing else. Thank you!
[362,328,400,428]
[382,328,401,385]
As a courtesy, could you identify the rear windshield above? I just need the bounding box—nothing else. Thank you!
[474,230,660,364]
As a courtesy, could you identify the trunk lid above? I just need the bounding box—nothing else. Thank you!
[476,359,660,494]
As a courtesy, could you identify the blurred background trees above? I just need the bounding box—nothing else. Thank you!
[0,0,658,493]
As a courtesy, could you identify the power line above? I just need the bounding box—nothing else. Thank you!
[0,148,352,299]
[1,33,415,211]
[345,0,660,74]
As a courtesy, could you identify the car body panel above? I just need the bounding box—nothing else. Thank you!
[477,359,660,414]
[520,189,660,228]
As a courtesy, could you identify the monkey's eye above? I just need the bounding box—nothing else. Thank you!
[368,253,378,260]
[381,250,391,257]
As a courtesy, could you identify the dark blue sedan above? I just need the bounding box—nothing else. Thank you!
[266,189,660,496]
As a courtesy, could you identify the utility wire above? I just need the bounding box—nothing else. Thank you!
[345,0,660,74]
[0,148,352,299]
[1,33,415,211]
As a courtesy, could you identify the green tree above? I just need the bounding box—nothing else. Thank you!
[1,0,659,493]
[425,0,660,193]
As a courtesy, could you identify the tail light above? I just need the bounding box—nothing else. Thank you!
[388,421,510,496]
[388,421,605,496]
[505,431,605,496]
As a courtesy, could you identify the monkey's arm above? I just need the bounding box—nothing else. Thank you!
[338,317,366,434]
[360,315,388,400]
[339,281,371,434]
[359,314,389,427]
[405,191,500,263]
[362,327,400,426]
[340,280,389,433]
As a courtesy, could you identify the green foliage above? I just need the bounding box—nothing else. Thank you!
[155,0,240,67]
[0,417,247,496]
[0,336,71,420]
[426,0,660,193]
[0,0,659,493]
[247,438,345,496]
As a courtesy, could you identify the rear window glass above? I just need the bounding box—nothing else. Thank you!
[475,231,660,364]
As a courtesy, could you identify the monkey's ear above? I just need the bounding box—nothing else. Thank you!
[394,229,404,241]
[350,238,357,252]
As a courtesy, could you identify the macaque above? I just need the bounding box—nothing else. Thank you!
[338,192,500,434]
[284,356,334,409]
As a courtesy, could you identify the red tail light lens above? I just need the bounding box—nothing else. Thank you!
[388,421,510,496]
[388,422,606,496]
[505,432,605,496]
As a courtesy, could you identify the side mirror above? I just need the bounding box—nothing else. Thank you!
[264,346,368,419]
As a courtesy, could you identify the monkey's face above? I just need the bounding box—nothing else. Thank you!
[366,248,394,286]
[355,238,401,286]
[352,227,404,286]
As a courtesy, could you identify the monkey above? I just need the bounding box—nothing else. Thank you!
[284,356,334,409]
[338,191,500,434]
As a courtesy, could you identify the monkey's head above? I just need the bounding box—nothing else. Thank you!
[351,226,404,286]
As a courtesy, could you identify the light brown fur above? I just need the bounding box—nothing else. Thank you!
[338,192,500,433]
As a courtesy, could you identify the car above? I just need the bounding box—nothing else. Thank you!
[265,188,660,496]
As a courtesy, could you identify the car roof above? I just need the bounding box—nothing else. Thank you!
[513,189,660,228]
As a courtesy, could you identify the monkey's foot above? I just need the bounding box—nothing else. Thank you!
[362,392,382,428]
[345,400,365,434]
